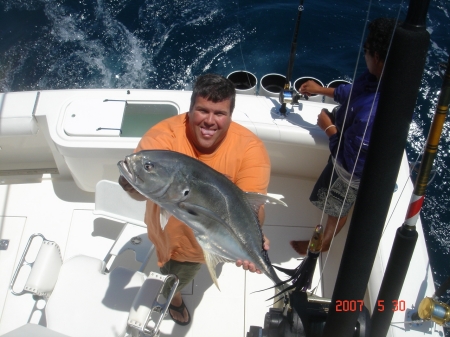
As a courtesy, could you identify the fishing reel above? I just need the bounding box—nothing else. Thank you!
[278,86,305,116]
[247,292,370,337]
[410,275,450,328]
[416,297,450,328]
[247,307,297,337]
[279,88,302,106]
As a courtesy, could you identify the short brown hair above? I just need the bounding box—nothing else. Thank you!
[190,74,236,113]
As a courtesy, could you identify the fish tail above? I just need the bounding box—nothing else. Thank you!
[263,282,293,303]
[272,264,301,277]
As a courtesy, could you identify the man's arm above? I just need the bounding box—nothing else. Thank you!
[235,206,269,274]
[300,80,335,98]
[258,206,270,250]
[234,140,271,273]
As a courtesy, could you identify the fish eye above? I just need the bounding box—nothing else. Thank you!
[144,162,154,171]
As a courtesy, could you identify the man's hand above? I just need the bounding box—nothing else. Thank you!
[235,234,270,274]
[299,80,321,97]
[118,175,147,201]
[317,109,333,130]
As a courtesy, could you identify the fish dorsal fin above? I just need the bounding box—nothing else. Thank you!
[244,192,287,217]
[204,251,234,291]
[159,208,171,230]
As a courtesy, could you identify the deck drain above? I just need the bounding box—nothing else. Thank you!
[130,236,142,245]
[0,239,9,250]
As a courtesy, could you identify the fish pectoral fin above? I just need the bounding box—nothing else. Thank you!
[159,208,171,230]
[203,251,234,291]
[244,192,287,218]
[244,192,287,208]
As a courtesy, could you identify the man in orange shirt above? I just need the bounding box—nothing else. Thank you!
[119,74,271,325]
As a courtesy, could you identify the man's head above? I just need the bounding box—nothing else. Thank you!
[365,18,398,61]
[187,74,236,154]
[364,18,398,78]
[189,74,236,114]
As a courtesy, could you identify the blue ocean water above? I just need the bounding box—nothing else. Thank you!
[0,0,449,329]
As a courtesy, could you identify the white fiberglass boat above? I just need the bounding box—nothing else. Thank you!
[0,0,449,335]
[0,77,445,336]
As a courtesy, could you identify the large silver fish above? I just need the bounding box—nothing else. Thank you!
[117,150,287,291]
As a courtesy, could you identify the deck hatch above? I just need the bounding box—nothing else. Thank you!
[120,102,178,137]
[63,100,178,137]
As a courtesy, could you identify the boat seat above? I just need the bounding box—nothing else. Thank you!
[46,255,145,337]
[8,235,178,337]
[5,180,179,337]
[93,180,154,270]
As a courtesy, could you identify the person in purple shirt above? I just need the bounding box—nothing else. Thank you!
[291,18,398,255]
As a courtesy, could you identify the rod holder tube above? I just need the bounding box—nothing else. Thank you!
[369,226,418,337]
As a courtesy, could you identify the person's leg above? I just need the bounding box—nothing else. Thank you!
[290,239,309,255]
[160,260,202,324]
[291,158,355,255]
[290,158,333,255]
[290,214,348,254]
[320,214,348,251]
[169,291,188,323]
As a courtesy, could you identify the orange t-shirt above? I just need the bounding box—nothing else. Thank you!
[135,113,270,266]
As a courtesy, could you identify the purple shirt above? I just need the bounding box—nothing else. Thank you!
[329,70,379,178]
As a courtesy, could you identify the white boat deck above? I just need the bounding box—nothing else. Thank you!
[0,172,330,337]
[0,89,443,337]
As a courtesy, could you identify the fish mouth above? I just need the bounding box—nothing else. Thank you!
[117,158,135,184]
[117,156,171,200]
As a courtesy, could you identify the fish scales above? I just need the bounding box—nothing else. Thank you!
[118,150,287,289]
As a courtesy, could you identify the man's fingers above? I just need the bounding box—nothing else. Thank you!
[236,260,262,274]
[263,235,270,251]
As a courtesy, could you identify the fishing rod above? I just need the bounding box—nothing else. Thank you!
[369,52,450,336]
[278,0,305,116]
[404,56,450,230]
[408,58,450,330]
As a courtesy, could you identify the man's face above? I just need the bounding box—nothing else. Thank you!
[364,44,382,79]
[187,95,232,154]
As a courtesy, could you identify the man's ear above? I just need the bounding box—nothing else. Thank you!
[374,52,382,64]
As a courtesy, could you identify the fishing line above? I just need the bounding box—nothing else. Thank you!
[390,320,424,326]
[314,0,405,294]
[313,0,373,292]
[318,1,404,289]
[382,151,421,238]
[235,0,267,139]
[235,0,253,88]
[359,0,409,239]
[315,5,370,227]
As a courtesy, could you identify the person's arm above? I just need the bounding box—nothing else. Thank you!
[258,206,269,250]
[341,113,375,177]
[300,80,335,98]
[335,76,377,177]
[234,141,271,274]
[317,109,338,137]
